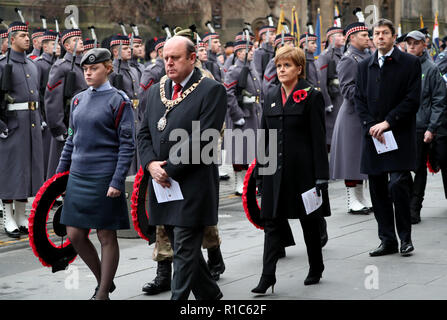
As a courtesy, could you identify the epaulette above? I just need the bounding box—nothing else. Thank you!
[116,89,130,102]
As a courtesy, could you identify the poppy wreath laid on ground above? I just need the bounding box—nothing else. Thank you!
[29,171,78,273]
[242,159,264,230]
[130,167,156,244]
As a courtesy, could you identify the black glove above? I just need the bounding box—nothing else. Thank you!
[315,180,328,197]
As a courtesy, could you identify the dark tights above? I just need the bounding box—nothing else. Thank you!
[67,226,119,300]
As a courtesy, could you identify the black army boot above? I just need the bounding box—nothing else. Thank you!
[142,260,172,295]
[207,246,226,281]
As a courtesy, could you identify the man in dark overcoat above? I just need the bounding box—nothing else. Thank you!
[355,19,422,257]
[137,36,226,300]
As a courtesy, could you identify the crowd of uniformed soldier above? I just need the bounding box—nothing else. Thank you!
[1,7,447,297]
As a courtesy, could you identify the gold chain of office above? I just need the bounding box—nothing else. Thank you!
[157,75,205,131]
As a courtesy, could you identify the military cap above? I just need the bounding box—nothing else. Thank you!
[299,33,317,46]
[154,37,166,51]
[202,32,219,43]
[8,21,28,34]
[132,35,143,44]
[83,38,99,50]
[405,30,426,42]
[274,33,295,48]
[110,34,130,47]
[42,30,58,42]
[0,29,7,39]
[196,41,207,49]
[31,27,45,39]
[419,27,429,36]
[396,33,408,43]
[442,36,447,43]
[80,48,111,66]
[344,22,368,38]
[326,26,344,38]
[234,31,255,42]
[258,25,276,37]
[225,41,234,48]
[233,40,253,52]
[61,28,82,44]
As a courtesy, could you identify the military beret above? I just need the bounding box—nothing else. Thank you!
[274,33,295,48]
[233,40,253,52]
[258,26,276,37]
[326,27,344,38]
[419,27,429,36]
[80,48,111,66]
[299,33,317,46]
[0,29,8,39]
[154,37,166,51]
[110,34,130,47]
[42,30,58,42]
[31,27,45,39]
[344,22,368,38]
[405,30,426,42]
[83,38,100,50]
[225,41,234,48]
[61,28,82,44]
[396,33,408,43]
[8,21,28,34]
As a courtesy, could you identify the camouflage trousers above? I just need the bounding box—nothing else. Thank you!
[152,225,222,262]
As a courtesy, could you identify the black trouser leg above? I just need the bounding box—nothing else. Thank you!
[368,173,398,246]
[261,219,284,276]
[389,171,412,243]
[300,215,324,273]
[165,225,221,300]
[411,132,429,215]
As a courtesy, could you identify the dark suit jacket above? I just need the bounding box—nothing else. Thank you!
[354,47,422,175]
[258,79,329,220]
[137,68,227,227]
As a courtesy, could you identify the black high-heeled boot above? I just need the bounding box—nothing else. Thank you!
[251,275,276,294]
[90,281,116,300]
[304,267,324,286]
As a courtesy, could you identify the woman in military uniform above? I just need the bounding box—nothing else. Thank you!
[56,48,135,300]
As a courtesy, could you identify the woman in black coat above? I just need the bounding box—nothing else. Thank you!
[252,46,329,294]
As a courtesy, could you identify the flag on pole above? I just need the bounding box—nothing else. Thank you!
[431,11,440,60]
[334,4,341,27]
[291,6,300,45]
[398,24,402,37]
[315,8,322,58]
[276,5,285,35]
[420,14,424,28]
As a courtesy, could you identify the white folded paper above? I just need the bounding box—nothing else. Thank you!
[152,178,184,203]
[372,131,398,154]
[301,187,323,215]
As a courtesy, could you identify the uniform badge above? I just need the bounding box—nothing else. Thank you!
[68,128,73,136]
[88,54,95,63]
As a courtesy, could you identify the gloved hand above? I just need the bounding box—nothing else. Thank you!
[234,118,245,126]
[55,134,66,142]
[315,180,328,197]
[242,96,256,104]
[0,128,8,139]
[41,121,47,131]
[325,105,333,113]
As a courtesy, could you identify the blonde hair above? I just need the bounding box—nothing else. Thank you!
[102,60,114,75]
[274,46,306,79]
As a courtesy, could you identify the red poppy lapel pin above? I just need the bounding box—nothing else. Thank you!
[292,87,311,103]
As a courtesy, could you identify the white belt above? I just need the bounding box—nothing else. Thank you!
[7,101,39,111]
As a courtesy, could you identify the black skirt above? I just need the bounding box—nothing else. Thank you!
[61,172,130,230]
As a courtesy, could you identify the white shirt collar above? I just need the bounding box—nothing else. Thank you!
[171,69,195,95]
[378,47,394,59]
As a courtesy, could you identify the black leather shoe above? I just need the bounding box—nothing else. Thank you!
[304,272,322,286]
[251,275,276,294]
[18,226,29,234]
[369,242,398,257]
[411,215,421,224]
[142,260,172,295]
[91,281,116,300]
[4,228,21,239]
[400,241,414,257]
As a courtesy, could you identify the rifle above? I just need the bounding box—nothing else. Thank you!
[0,18,15,133]
[63,38,78,128]
[236,29,256,108]
[112,40,124,90]
[39,15,47,56]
